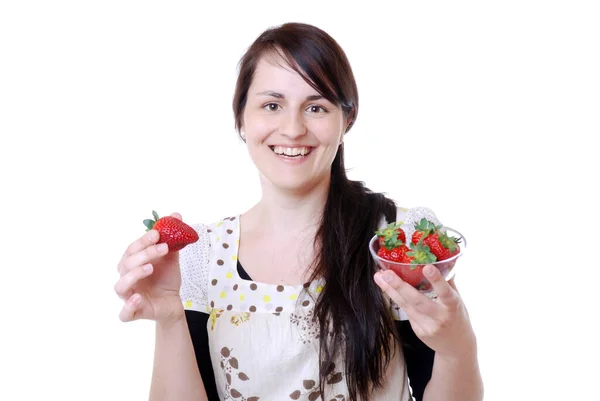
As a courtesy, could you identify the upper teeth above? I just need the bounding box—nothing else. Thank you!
[272,146,311,156]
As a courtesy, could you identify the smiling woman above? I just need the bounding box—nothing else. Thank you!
[114,22,483,401]
[238,52,348,194]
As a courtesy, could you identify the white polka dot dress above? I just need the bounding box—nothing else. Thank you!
[179,210,413,401]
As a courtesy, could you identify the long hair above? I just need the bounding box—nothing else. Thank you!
[232,22,400,400]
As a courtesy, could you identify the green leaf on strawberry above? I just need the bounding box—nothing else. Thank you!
[406,240,437,268]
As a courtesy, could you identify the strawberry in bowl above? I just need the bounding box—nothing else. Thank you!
[370,218,466,294]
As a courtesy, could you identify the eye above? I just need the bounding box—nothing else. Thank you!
[307,105,327,113]
[263,103,281,112]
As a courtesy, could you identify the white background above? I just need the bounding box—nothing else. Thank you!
[1,1,599,400]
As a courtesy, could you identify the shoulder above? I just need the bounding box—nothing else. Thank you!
[179,214,241,311]
[179,215,239,266]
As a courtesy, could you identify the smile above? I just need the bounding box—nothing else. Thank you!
[269,146,313,158]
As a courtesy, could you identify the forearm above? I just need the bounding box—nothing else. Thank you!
[149,313,208,401]
[422,346,483,401]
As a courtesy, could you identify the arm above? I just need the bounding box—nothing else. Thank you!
[150,222,214,400]
[375,267,484,401]
[150,309,209,401]
[423,343,483,401]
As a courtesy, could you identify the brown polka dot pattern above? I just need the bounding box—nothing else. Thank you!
[200,213,329,316]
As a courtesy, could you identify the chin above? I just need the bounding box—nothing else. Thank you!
[263,170,330,194]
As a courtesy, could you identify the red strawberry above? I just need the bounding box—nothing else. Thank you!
[376,224,406,261]
[376,222,406,248]
[399,265,425,288]
[401,241,438,287]
[377,245,393,260]
[411,218,460,262]
[427,231,460,261]
[411,218,441,245]
[143,210,199,252]
[387,244,412,263]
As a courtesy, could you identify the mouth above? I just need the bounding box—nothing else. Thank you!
[269,145,313,159]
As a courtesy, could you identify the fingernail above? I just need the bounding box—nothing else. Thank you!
[130,294,141,304]
[148,230,158,241]
[424,265,435,277]
[157,243,168,252]
[382,272,393,282]
[143,264,153,272]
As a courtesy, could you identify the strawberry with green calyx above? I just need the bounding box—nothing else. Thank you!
[410,218,461,262]
[411,218,442,245]
[143,210,199,252]
[376,234,404,260]
[376,222,407,248]
[392,241,435,287]
[428,230,461,261]
[387,244,412,263]
[405,240,438,267]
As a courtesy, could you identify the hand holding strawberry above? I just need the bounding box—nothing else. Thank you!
[114,211,193,323]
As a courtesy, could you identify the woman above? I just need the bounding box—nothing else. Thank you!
[114,22,483,401]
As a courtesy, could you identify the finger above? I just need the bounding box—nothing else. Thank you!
[119,230,160,272]
[170,212,182,220]
[120,242,169,276]
[423,264,458,305]
[374,270,439,316]
[114,263,154,300]
[119,293,144,322]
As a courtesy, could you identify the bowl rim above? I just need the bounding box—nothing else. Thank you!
[369,226,466,266]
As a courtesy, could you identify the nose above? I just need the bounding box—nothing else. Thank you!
[280,110,307,138]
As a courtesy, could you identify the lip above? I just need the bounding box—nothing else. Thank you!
[269,145,314,163]
[268,145,315,149]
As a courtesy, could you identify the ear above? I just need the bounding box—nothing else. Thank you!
[344,107,355,133]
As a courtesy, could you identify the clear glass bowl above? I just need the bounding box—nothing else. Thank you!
[369,227,467,294]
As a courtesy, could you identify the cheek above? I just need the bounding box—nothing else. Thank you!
[244,114,274,141]
[311,119,343,145]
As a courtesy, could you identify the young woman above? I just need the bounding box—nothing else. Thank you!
[114,22,483,401]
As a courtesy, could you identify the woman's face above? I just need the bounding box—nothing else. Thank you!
[242,55,346,193]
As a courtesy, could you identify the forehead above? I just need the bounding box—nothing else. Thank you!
[249,55,318,95]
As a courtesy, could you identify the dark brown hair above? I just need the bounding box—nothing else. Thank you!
[232,22,400,400]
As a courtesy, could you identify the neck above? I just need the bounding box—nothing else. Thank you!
[244,173,331,237]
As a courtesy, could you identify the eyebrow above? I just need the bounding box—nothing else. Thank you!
[256,91,324,101]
